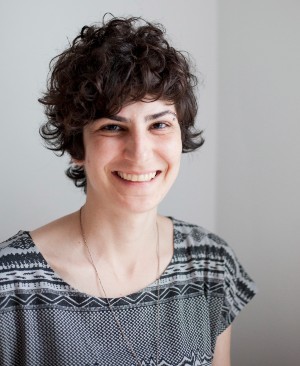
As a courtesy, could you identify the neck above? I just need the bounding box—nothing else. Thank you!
[79,200,159,272]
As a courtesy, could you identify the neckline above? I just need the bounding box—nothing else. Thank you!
[23,216,176,301]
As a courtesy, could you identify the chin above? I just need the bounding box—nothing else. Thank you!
[118,196,163,214]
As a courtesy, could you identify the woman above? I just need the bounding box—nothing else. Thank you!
[0,16,256,366]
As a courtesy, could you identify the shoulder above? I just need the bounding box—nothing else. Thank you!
[0,231,43,295]
[170,217,254,282]
[0,231,36,267]
[29,211,79,252]
[171,217,231,256]
[171,217,257,321]
[0,231,43,277]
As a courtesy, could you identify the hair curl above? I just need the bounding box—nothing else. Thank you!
[39,15,204,190]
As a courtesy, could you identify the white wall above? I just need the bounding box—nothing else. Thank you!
[0,0,218,240]
[217,1,300,364]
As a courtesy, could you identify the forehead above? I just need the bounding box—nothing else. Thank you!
[116,98,177,118]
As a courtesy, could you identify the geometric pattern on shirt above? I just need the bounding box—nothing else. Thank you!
[0,217,257,366]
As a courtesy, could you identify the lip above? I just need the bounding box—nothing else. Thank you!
[113,170,160,175]
[112,170,162,184]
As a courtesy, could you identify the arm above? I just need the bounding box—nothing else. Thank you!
[212,325,232,366]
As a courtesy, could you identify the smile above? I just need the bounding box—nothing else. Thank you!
[116,171,159,182]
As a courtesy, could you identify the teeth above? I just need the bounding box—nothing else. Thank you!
[117,171,157,182]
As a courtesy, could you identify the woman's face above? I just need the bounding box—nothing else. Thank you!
[80,98,182,214]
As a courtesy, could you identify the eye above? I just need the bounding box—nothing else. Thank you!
[101,124,122,131]
[94,123,126,136]
[151,122,170,130]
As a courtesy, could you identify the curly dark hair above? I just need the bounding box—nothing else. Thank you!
[39,15,204,190]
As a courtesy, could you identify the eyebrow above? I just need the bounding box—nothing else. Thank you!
[107,110,177,123]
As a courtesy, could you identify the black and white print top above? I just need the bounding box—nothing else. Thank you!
[0,218,257,366]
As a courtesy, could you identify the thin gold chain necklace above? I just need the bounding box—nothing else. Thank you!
[79,208,160,366]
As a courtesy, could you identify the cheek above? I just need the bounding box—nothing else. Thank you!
[85,139,107,160]
[169,134,183,160]
[162,138,182,172]
[84,139,121,173]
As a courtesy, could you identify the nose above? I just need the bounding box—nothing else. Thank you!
[123,128,153,163]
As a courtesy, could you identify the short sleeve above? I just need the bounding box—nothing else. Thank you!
[218,244,257,335]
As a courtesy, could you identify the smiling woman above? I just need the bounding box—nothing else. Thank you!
[0,15,257,366]
[79,99,182,213]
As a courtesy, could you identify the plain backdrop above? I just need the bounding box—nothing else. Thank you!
[0,1,299,365]
[218,1,300,364]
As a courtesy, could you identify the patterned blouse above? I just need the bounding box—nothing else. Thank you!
[0,217,257,366]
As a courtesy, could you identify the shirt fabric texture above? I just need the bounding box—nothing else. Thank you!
[0,217,257,366]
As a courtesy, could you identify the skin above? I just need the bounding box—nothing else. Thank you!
[80,98,182,214]
[213,326,232,366]
[31,98,231,363]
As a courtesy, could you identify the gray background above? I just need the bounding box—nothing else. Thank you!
[0,1,299,365]
[218,1,300,364]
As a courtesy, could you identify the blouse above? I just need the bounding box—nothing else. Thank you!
[0,217,257,366]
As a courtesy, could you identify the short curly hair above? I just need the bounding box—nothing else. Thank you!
[39,15,204,190]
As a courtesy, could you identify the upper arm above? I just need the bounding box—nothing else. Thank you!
[212,325,232,366]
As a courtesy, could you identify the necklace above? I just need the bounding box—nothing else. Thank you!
[79,207,160,366]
